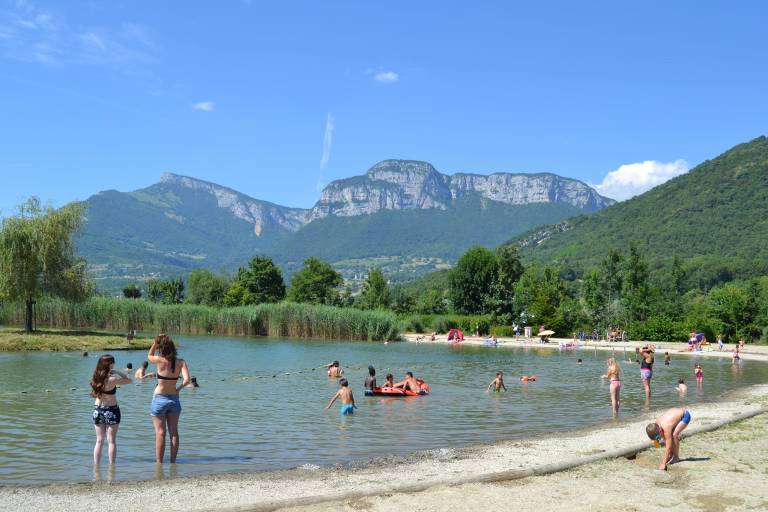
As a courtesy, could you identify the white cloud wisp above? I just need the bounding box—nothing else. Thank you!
[317,113,335,191]
[373,70,399,83]
[191,101,215,112]
[594,159,690,201]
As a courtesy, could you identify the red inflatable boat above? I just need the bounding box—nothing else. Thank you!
[365,379,430,396]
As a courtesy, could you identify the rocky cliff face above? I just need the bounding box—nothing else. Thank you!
[160,173,311,235]
[158,161,612,234]
[310,160,614,219]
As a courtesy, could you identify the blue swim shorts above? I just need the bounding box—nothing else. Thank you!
[340,404,354,415]
[681,409,692,425]
[151,394,182,417]
[640,369,653,380]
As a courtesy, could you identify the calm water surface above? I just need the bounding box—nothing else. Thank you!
[0,336,765,484]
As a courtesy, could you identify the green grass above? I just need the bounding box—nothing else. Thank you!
[0,298,400,341]
[0,328,153,352]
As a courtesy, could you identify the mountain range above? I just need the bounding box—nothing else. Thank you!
[77,160,614,291]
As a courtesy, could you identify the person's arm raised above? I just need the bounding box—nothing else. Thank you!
[110,370,133,386]
[147,339,160,364]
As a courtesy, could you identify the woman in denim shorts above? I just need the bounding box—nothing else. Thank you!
[148,335,191,463]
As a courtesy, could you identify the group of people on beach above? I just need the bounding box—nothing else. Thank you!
[89,335,192,466]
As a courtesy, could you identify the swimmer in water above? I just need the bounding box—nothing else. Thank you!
[326,361,344,378]
[694,363,703,383]
[601,358,621,416]
[383,373,394,388]
[364,366,377,391]
[325,378,356,414]
[676,378,687,394]
[646,407,692,470]
[134,361,156,380]
[664,352,671,366]
[486,371,507,392]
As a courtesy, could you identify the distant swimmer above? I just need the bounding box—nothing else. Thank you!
[383,373,395,388]
[486,371,507,392]
[326,361,344,378]
[676,378,687,394]
[519,375,537,382]
[646,407,692,470]
[325,378,356,415]
[135,361,156,380]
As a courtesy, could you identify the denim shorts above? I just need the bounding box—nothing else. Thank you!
[150,394,182,417]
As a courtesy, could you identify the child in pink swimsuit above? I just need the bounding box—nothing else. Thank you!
[694,363,703,383]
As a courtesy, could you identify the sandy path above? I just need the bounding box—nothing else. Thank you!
[283,402,768,512]
[1,386,766,512]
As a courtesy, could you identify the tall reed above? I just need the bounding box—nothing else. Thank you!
[0,298,400,341]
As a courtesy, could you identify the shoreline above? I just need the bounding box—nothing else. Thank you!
[402,333,768,362]
[2,383,767,511]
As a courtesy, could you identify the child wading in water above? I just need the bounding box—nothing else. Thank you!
[326,361,344,378]
[601,358,621,416]
[694,363,703,383]
[676,378,687,394]
[326,378,356,415]
[486,371,507,392]
[645,407,692,470]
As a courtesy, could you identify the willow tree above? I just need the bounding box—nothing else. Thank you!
[0,198,91,332]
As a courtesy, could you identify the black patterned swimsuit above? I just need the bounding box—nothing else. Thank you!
[92,385,121,425]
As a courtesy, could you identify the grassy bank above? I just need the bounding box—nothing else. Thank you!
[0,298,400,341]
[0,329,153,352]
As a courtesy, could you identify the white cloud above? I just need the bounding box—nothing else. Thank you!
[0,4,155,69]
[594,159,690,201]
[373,70,399,83]
[318,113,335,191]
[191,101,215,112]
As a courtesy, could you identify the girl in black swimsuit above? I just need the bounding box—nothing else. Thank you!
[90,354,132,465]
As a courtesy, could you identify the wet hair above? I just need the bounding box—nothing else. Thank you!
[368,366,376,376]
[191,376,199,388]
[577,359,582,363]
[386,373,393,381]
[646,423,661,439]
[339,378,348,387]
[126,363,133,370]
[406,371,413,378]
[678,378,685,384]
[155,334,177,362]
[141,361,149,369]
[90,354,115,398]
[333,360,339,367]
[496,371,502,377]
[83,351,88,357]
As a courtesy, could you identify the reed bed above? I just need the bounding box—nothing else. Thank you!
[0,298,400,341]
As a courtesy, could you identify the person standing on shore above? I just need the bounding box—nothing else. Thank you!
[639,346,654,402]
[90,355,132,465]
[148,335,191,464]
[601,358,621,416]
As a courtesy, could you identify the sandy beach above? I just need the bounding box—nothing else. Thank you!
[2,382,766,512]
[402,333,768,363]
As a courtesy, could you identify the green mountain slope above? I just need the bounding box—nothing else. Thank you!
[514,136,768,283]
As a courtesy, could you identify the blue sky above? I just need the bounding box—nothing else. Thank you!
[1,0,766,214]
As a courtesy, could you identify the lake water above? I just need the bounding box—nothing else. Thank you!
[0,336,765,484]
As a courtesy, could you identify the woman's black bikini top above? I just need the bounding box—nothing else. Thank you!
[102,386,117,395]
[157,358,181,380]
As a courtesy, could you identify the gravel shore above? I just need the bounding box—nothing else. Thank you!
[2,383,766,512]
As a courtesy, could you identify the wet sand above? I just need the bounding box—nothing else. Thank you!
[2,385,766,512]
